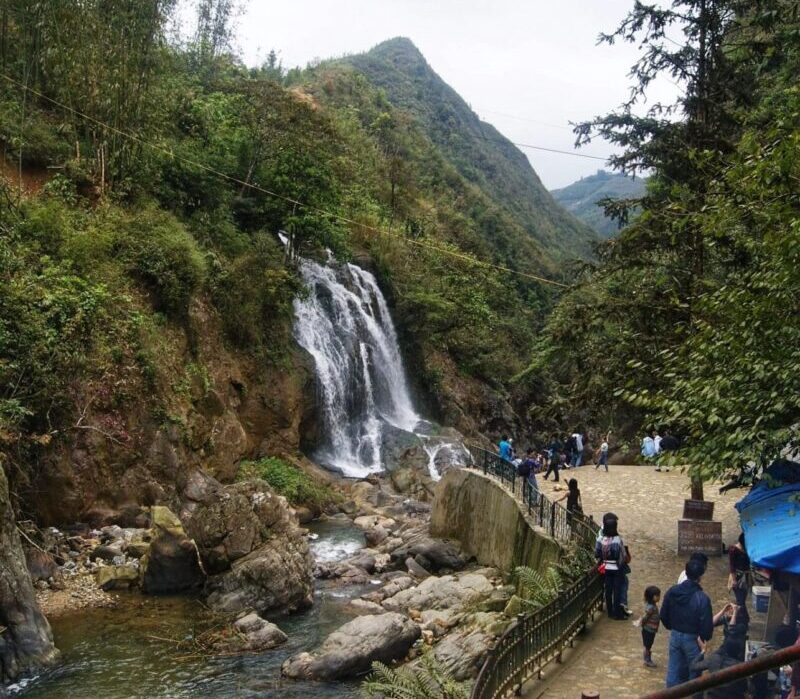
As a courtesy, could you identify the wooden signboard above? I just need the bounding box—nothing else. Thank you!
[683,499,715,521]
[678,519,723,556]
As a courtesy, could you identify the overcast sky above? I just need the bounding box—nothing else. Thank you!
[189,0,680,189]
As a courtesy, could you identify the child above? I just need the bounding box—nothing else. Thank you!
[634,585,661,667]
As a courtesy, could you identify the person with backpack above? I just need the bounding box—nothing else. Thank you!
[691,637,747,698]
[660,558,714,688]
[517,448,539,491]
[595,513,626,620]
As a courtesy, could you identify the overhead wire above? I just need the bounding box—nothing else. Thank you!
[1,71,576,288]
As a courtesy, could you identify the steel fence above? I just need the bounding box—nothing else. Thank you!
[468,447,603,699]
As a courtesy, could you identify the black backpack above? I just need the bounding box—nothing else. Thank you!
[517,459,532,477]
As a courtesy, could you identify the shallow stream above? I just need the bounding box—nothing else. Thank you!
[19,520,366,699]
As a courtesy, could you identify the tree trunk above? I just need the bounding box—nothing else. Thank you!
[691,477,704,501]
[0,465,58,685]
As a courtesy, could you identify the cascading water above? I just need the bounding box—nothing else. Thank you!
[293,257,421,477]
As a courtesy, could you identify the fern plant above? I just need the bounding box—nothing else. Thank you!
[361,648,469,699]
[514,565,563,610]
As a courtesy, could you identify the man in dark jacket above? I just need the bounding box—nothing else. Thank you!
[660,559,714,688]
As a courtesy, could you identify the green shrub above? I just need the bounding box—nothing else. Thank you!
[237,457,333,508]
[115,207,206,318]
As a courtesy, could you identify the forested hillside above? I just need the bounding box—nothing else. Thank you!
[551,170,646,237]
[0,2,590,520]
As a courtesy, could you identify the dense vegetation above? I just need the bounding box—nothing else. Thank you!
[237,457,335,509]
[524,0,800,485]
[551,170,647,238]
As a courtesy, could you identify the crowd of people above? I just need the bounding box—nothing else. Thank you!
[497,430,611,486]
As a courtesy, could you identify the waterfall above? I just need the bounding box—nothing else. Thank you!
[293,257,421,477]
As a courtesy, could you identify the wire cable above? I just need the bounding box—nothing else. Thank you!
[1,71,571,288]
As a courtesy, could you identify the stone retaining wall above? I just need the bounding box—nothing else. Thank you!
[430,469,561,574]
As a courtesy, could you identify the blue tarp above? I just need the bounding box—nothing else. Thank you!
[735,460,800,574]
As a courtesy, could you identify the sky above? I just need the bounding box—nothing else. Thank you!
[183,0,680,189]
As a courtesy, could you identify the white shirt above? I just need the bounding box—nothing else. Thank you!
[600,441,609,453]
[654,435,662,453]
[572,433,583,452]
[677,570,687,584]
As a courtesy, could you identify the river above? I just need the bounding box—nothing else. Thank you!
[18,520,367,699]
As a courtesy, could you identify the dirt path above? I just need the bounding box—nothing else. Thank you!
[522,465,743,699]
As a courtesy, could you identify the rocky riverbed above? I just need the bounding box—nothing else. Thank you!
[11,472,517,697]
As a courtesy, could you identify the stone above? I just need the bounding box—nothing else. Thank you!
[90,544,123,563]
[182,478,313,615]
[0,467,58,683]
[96,564,139,591]
[382,574,493,614]
[281,613,420,680]
[390,536,468,573]
[140,506,204,594]
[434,627,494,680]
[406,557,431,579]
[233,613,287,650]
[347,599,385,615]
[294,506,314,524]
[353,515,396,531]
[364,525,388,547]
[126,541,150,559]
[25,550,59,583]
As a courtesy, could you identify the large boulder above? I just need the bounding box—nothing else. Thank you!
[0,467,59,684]
[389,534,468,573]
[381,573,493,614]
[433,626,495,680]
[281,612,420,680]
[140,506,204,594]
[183,479,313,615]
[211,613,288,653]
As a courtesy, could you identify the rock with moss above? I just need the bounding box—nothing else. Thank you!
[140,506,204,594]
[182,478,313,615]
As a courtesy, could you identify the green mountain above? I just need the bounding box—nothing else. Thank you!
[337,37,598,264]
[551,170,646,238]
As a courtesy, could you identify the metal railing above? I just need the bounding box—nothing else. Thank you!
[469,447,604,699]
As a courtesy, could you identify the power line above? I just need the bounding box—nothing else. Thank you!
[476,107,573,131]
[510,141,609,162]
[0,72,570,289]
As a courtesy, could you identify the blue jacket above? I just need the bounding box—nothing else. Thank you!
[498,441,512,461]
[659,580,714,641]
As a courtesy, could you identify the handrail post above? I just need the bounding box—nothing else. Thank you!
[550,501,556,538]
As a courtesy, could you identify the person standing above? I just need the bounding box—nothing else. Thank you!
[518,448,539,492]
[596,437,609,472]
[634,585,662,668]
[571,430,584,467]
[660,558,714,688]
[544,436,561,481]
[595,513,626,620]
[728,532,752,608]
[654,431,663,454]
[498,435,512,461]
[642,432,657,460]
[556,478,582,515]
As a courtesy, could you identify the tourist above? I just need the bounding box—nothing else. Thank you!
[544,448,561,482]
[634,585,662,668]
[620,542,633,617]
[660,558,714,688]
[498,435,512,462]
[596,436,609,472]
[518,448,539,492]
[728,532,752,608]
[548,435,562,466]
[641,432,657,460]
[654,430,662,454]
[677,552,709,584]
[595,513,626,620]
[556,478,582,515]
[690,637,747,698]
[571,430,584,467]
